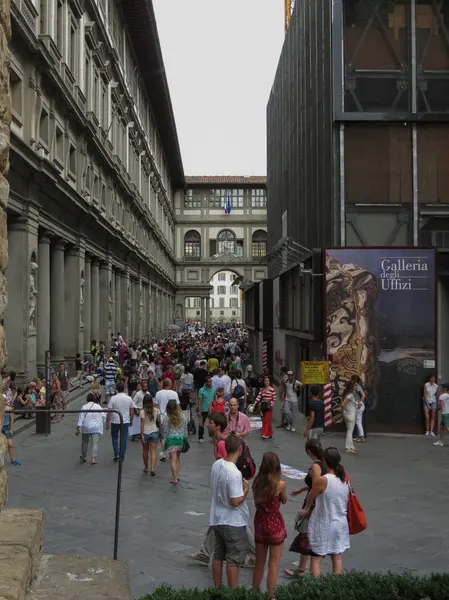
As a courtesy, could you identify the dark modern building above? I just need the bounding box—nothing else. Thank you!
[258,0,449,432]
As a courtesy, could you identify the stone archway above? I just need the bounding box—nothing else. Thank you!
[209,264,246,280]
[209,268,242,323]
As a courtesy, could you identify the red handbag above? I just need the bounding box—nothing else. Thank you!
[345,471,367,535]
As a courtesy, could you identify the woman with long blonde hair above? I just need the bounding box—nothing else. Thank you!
[140,394,160,476]
[90,380,103,403]
[161,399,188,485]
[252,451,287,599]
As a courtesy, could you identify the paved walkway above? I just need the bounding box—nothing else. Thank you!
[5,393,449,597]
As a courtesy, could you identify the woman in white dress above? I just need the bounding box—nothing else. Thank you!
[341,380,358,454]
[423,374,439,436]
[299,447,349,577]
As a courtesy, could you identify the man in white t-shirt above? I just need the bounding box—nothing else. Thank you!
[154,378,180,422]
[220,367,232,401]
[106,381,134,461]
[132,380,148,411]
[210,434,249,589]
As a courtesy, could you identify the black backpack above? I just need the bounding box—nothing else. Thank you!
[236,440,256,481]
[233,380,245,399]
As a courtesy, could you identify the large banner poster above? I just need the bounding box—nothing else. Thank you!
[325,248,436,433]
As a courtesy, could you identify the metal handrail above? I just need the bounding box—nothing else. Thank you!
[11,408,124,560]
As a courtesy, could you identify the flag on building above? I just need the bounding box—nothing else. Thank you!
[224,193,232,215]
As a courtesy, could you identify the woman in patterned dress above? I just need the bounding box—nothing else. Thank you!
[252,451,287,600]
[161,399,188,485]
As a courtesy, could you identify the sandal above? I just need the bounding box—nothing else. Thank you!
[92,458,97,465]
[170,479,179,485]
[143,469,149,474]
[80,456,87,463]
[284,568,306,577]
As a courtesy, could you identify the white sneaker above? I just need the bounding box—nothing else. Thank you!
[198,439,204,444]
[425,431,430,436]
[286,424,291,431]
[433,440,444,446]
[291,427,296,432]
[430,432,436,436]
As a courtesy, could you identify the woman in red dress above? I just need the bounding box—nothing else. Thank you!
[254,376,276,439]
[252,451,287,599]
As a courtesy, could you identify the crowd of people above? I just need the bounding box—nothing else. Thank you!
[207,425,351,597]
[69,325,354,598]
[0,323,358,598]
[1,362,75,466]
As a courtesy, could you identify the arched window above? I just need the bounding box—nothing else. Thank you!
[217,229,236,255]
[184,230,201,259]
[252,230,267,258]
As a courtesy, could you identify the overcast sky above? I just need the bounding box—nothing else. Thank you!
[153,0,285,177]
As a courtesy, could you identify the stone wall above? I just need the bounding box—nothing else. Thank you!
[0,0,10,510]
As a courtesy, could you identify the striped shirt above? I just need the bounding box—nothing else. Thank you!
[104,362,118,382]
[255,386,276,408]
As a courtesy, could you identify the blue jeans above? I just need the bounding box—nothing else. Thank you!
[111,423,129,458]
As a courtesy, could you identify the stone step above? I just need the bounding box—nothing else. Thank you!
[26,555,132,600]
[0,509,43,600]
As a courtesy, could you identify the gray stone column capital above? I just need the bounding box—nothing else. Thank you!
[51,238,66,252]
[8,217,29,232]
[38,232,51,245]
[65,246,81,258]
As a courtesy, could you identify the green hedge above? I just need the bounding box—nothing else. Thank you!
[140,572,449,600]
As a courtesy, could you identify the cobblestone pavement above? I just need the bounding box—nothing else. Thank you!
[5,392,449,597]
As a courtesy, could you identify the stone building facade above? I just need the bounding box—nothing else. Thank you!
[175,176,267,327]
[185,270,242,323]
[0,0,11,505]
[6,0,183,381]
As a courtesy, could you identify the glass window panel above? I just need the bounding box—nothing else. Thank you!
[343,0,410,113]
[217,229,236,254]
[251,189,267,208]
[184,190,202,208]
[345,124,412,204]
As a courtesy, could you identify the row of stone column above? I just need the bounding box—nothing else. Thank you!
[6,223,174,380]
[175,295,211,328]
[202,297,211,329]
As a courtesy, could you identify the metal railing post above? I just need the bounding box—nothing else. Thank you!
[13,408,124,560]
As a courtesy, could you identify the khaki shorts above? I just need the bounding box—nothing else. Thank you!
[213,525,248,566]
